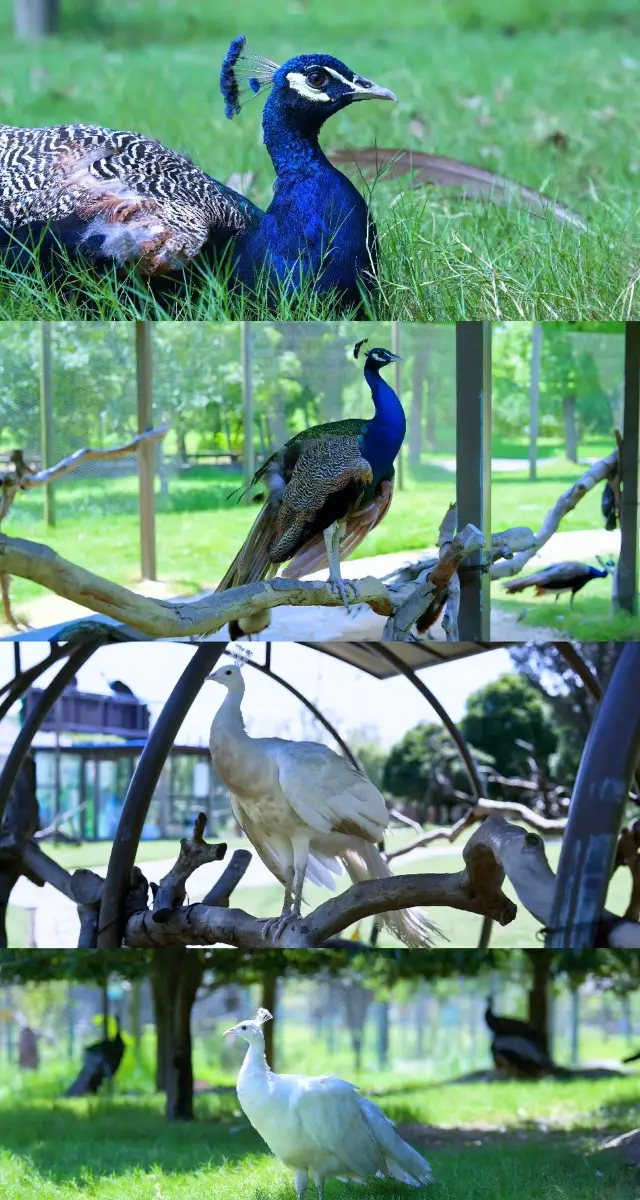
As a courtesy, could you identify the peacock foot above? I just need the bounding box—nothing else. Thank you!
[261,909,300,942]
[328,577,359,613]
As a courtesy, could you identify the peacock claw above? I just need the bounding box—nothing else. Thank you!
[262,910,299,942]
[329,578,359,613]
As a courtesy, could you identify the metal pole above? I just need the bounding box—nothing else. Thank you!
[0,642,99,827]
[456,322,492,640]
[14,0,59,38]
[135,322,157,581]
[392,322,404,491]
[615,322,639,615]
[97,643,227,947]
[247,660,362,770]
[39,322,56,527]
[241,323,255,498]
[529,324,542,483]
[547,643,640,948]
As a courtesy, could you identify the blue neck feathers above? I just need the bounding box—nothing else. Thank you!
[360,364,406,480]
[232,97,371,304]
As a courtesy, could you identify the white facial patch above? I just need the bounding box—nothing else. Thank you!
[286,71,331,101]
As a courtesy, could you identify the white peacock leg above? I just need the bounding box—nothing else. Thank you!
[260,859,295,940]
[290,834,311,918]
[311,1174,325,1200]
[294,1169,309,1199]
[323,521,358,611]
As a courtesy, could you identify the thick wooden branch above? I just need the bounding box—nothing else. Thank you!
[466,814,640,947]
[202,849,252,906]
[123,850,517,948]
[152,813,227,923]
[0,530,483,638]
[491,448,619,580]
[383,522,485,640]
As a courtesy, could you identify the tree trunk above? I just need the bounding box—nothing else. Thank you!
[409,350,427,470]
[151,950,204,1120]
[14,0,59,38]
[261,975,277,1070]
[525,950,552,1057]
[563,393,579,463]
[529,324,542,482]
[376,1001,390,1069]
[177,429,188,465]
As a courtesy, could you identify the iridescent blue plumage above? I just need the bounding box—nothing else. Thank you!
[1,36,396,304]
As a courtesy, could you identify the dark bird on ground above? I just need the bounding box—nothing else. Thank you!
[0,37,396,308]
[502,558,615,607]
[485,1000,554,1079]
[601,479,618,531]
[218,340,405,616]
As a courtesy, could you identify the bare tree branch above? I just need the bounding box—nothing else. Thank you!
[385,799,568,863]
[383,522,485,640]
[202,849,252,906]
[152,813,227,923]
[0,524,484,639]
[491,448,619,580]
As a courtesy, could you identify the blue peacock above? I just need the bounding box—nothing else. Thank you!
[503,558,615,607]
[0,37,396,308]
[218,338,405,610]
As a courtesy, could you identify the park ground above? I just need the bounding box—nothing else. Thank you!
[2,436,637,642]
[5,826,636,949]
[0,1045,639,1198]
[1,0,640,319]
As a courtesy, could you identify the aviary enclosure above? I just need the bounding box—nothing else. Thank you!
[0,320,637,642]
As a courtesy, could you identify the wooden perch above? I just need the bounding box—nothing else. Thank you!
[383,521,485,640]
[466,814,640,948]
[491,448,619,580]
[123,848,517,948]
[0,525,483,639]
[152,813,227,923]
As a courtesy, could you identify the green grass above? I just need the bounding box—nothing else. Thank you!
[0,1074,636,1199]
[1,0,640,318]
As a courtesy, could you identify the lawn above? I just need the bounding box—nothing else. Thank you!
[0,1074,637,1199]
[1,0,640,318]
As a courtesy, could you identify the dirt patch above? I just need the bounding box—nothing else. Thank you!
[398,1121,624,1152]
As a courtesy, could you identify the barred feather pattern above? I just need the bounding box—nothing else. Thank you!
[0,124,256,269]
[270,435,372,562]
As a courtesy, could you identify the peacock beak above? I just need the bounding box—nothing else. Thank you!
[223,1025,238,1036]
[350,77,397,103]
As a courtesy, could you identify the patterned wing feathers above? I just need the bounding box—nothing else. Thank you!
[281,477,393,578]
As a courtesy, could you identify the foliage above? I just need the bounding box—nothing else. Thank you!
[460,675,558,780]
[382,724,491,818]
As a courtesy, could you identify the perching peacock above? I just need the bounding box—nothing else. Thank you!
[225,1008,433,1200]
[502,558,615,607]
[0,37,396,306]
[217,339,404,614]
[206,664,439,947]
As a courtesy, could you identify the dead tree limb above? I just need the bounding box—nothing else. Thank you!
[152,813,227,923]
[385,799,567,863]
[491,448,619,580]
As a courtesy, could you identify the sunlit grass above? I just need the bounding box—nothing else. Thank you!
[1,1,639,318]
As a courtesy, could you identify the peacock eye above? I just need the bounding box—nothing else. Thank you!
[307,69,329,89]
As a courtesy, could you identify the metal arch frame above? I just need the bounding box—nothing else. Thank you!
[0,642,70,724]
[97,643,228,947]
[547,642,640,948]
[244,649,362,771]
[0,641,99,828]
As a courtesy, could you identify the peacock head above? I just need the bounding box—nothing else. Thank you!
[205,664,245,693]
[596,556,616,575]
[224,1007,273,1045]
[221,36,396,128]
[354,339,402,372]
